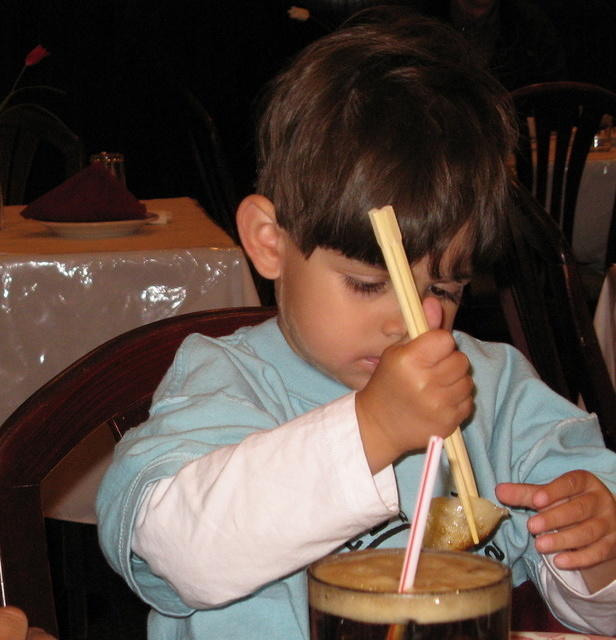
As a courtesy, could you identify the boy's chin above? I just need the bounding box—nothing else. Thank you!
[333,371,371,392]
[310,358,372,391]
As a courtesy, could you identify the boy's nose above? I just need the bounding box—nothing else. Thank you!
[382,308,407,339]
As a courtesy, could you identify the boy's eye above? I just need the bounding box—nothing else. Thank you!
[343,275,388,296]
[427,283,465,305]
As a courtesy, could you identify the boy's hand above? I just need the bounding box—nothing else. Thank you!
[0,606,56,640]
[496,471,616,573]
[356,302,474,473]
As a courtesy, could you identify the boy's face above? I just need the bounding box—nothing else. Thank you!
[276,238,468,391]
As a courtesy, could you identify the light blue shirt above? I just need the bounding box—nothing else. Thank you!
[97,318,616,638]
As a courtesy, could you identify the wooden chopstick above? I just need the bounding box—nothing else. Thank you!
[369,205,480,544]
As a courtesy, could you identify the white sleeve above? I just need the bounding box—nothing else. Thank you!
[132,392,399,608]
[538,554,616,636]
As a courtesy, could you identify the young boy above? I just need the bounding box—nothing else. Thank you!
[96,8,616,639]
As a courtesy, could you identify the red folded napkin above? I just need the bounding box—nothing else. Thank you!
[21,163,148,222]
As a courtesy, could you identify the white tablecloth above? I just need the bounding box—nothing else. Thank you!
[0,197,259,423]
[594,264,616,391]
[517,128,616,271]
[0,197,260,522]
[571,148,616,270]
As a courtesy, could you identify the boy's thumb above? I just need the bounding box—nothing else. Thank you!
[422,296,443,330]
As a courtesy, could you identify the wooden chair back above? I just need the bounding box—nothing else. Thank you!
[181,89,240,242]
[511,81,616,270]
[0,306,276,635]
[457,181,616,631]
[496,182,616,448]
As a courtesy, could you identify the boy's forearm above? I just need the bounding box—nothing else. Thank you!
[581,557,616,593]
[132,394,398,606]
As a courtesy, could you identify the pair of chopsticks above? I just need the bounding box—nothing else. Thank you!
[369,205,480,545]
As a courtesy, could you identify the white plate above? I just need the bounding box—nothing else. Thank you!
[512,633,612,639]
[41,215,157,239]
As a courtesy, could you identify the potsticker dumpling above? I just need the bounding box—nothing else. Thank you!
[422,496,509,551]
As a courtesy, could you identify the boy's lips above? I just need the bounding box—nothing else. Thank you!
[362,356,380,368]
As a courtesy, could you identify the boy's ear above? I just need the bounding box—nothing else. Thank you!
[236,194,285,279]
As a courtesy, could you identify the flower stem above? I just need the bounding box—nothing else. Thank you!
[0,66,26,113]
[8,66,26,96]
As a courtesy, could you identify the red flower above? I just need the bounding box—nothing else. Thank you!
[0,44,57,116]
[24,45,50,67]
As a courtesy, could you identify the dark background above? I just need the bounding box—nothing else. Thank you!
[2,0,616,206]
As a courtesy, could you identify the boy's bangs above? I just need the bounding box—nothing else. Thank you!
[290,119,508,279]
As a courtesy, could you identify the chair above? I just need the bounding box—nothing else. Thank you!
[0,306,276,636]
[181,89,241,243]
[456,180,616,449]
[457,183,616,440]
[179,90,276,304]
[0,104,83,205]
[510,81,616,272]
[455,181,616,631]
[495,181,616,449]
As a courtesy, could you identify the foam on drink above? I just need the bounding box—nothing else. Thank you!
[309,549,510,625]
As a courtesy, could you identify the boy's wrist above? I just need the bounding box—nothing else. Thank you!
[355,391,404,474]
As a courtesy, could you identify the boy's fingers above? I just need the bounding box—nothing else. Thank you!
[495,482,541,509]
[534,517,607,554]
[531,470,594,509]
[551,536,616,570]
[0,606,28,640]
[497,471,598,512]
[528,491,600,535]
[434,350,472,387]
[411,330,458,367]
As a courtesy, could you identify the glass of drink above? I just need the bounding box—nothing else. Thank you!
[592,115,613,152]
[308,548,510,640]
[89,151,126,185]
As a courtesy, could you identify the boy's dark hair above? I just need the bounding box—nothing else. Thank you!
[256,6,517,277]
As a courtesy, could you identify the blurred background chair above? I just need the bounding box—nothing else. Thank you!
[0,104,83,205]
[180,89,240,242]
[0,306,276,639]
[457,180,615,450]
[172,89,276,304]
[510,81,616,304]
[456,180,616,630]
[497,181,615,447]
[179,91,275,303]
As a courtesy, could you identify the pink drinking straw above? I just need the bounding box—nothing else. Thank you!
[398,435,444,592]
